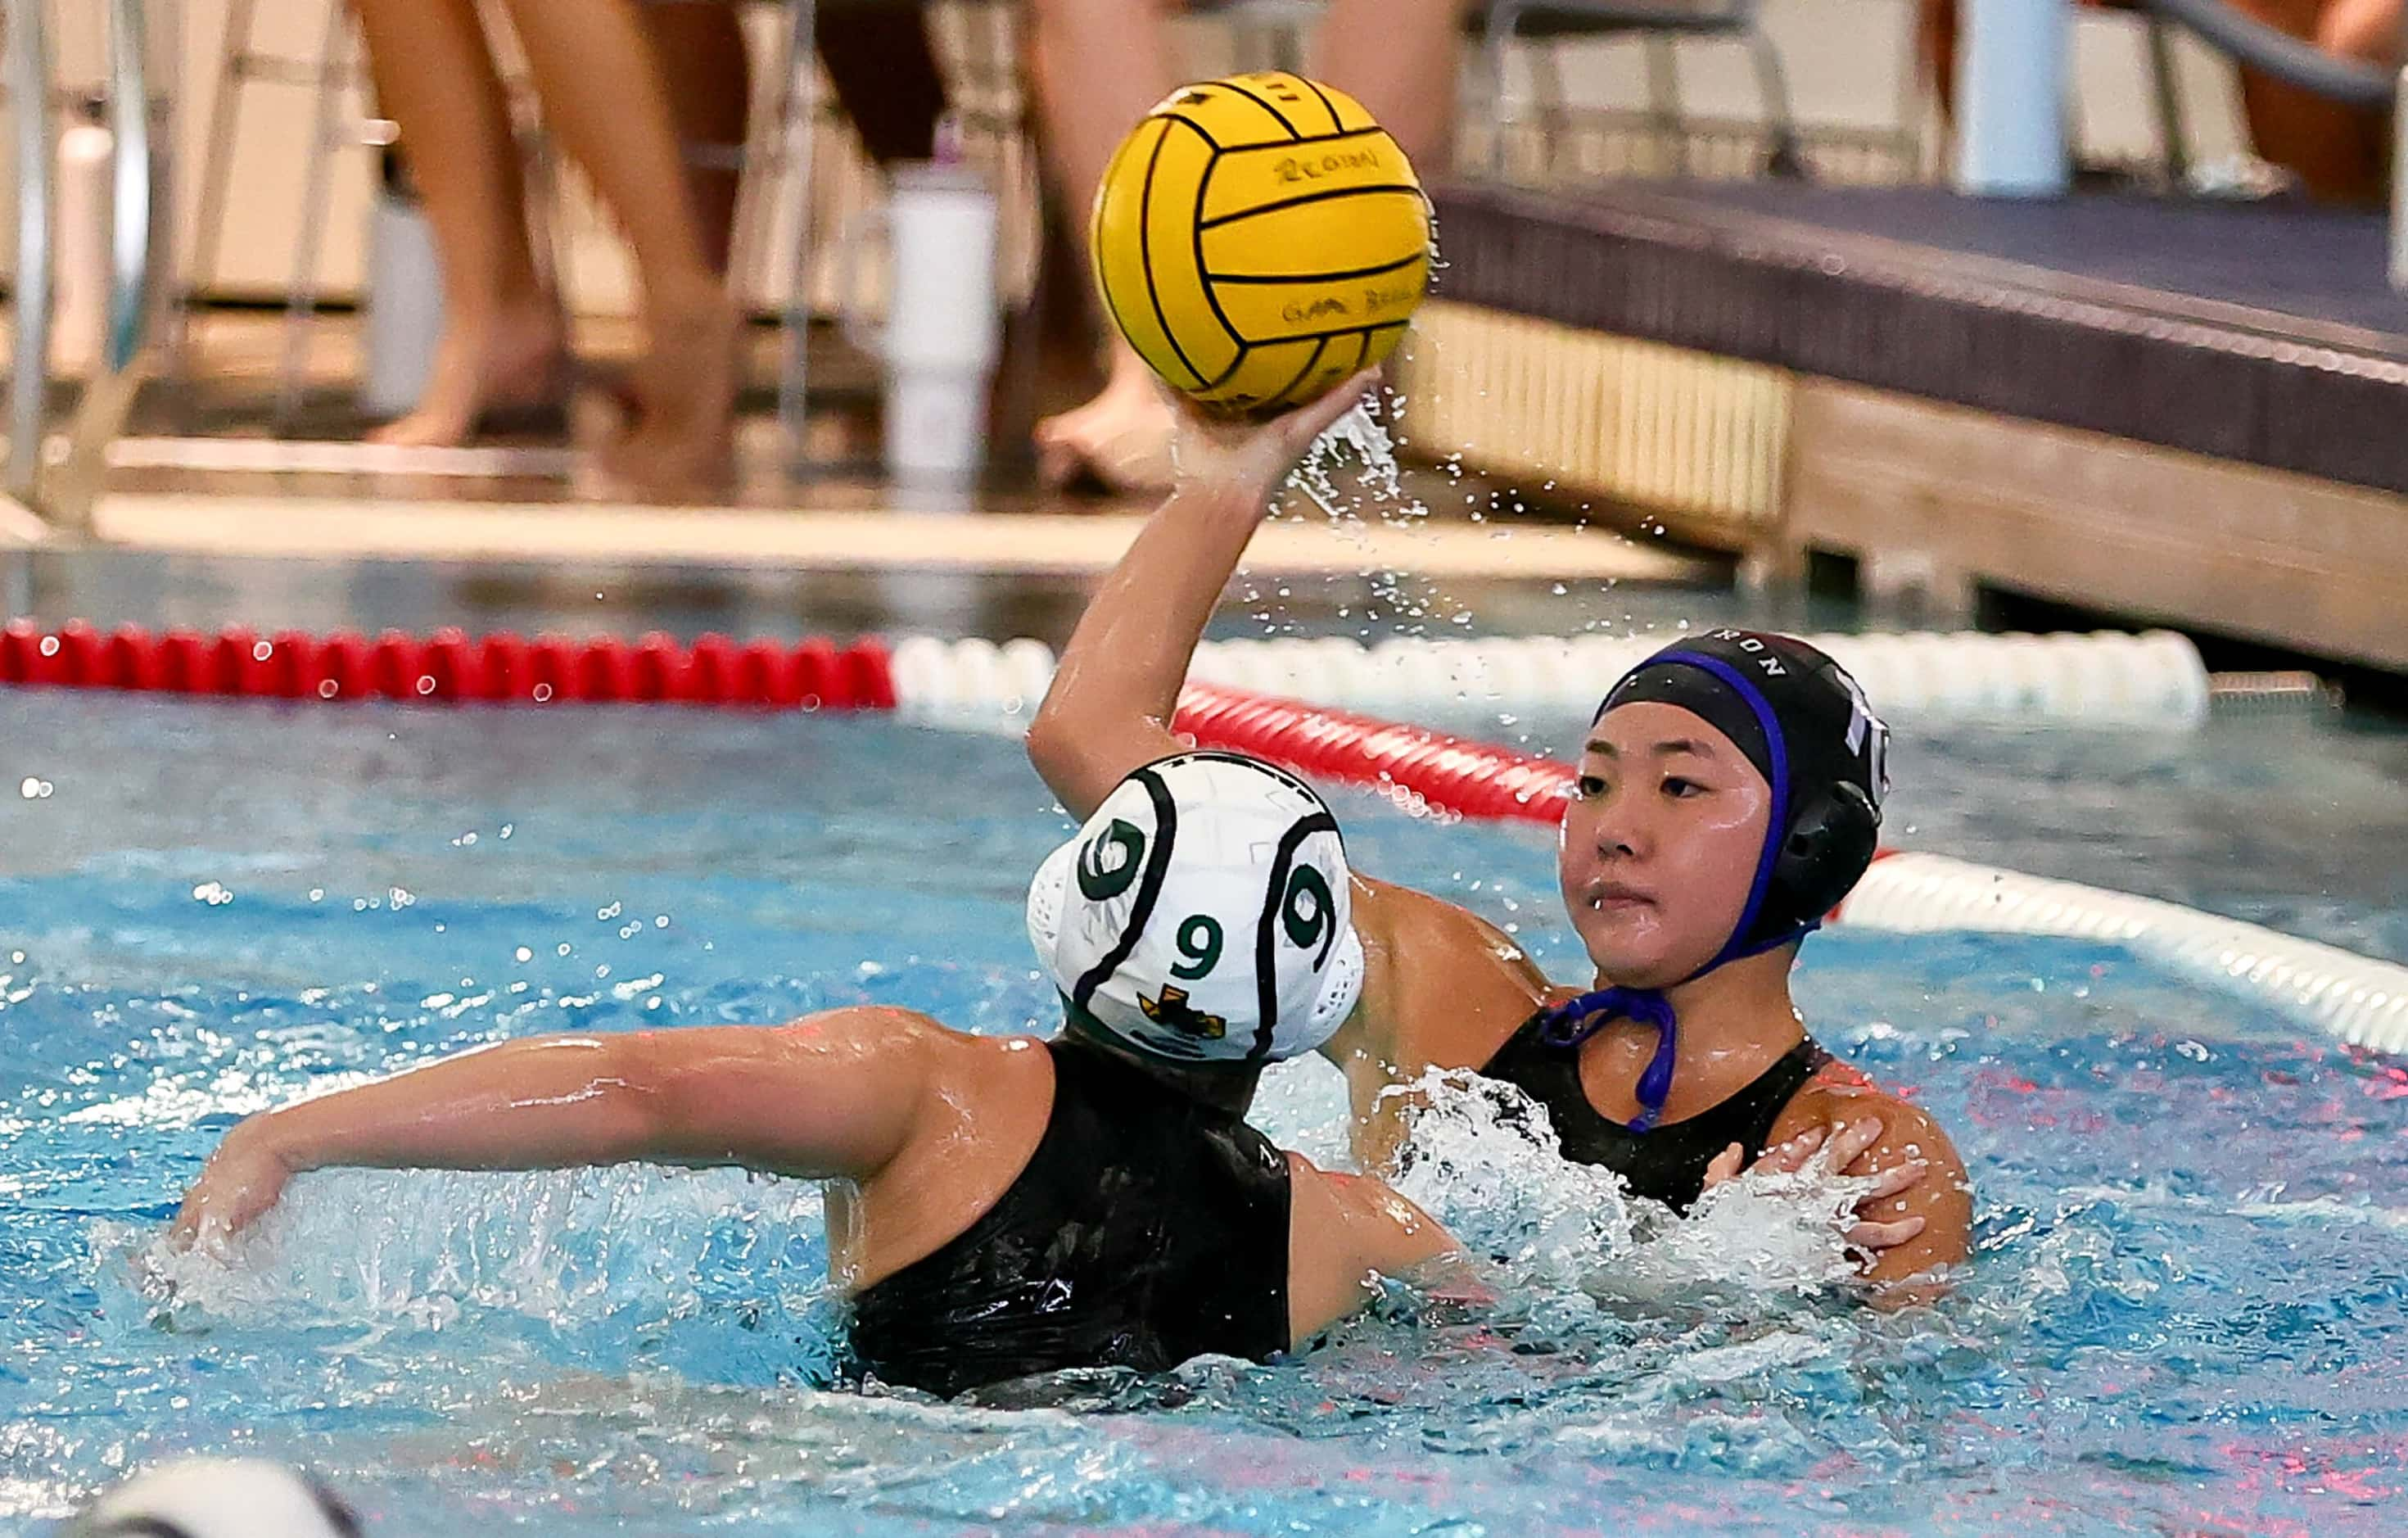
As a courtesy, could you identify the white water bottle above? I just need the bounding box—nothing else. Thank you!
[362,142,445,418]
[54,97,114,378]
[1954,0,2071,197]
[841,156,1001,488]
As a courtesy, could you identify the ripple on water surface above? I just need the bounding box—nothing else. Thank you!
[1,695,2405,1535]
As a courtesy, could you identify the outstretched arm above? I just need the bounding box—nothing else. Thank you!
[1026,376,1377,820]
[174,1006,939,1246]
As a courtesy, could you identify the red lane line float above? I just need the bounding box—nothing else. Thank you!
[1175,680,1577,826]
[0,620,899,712]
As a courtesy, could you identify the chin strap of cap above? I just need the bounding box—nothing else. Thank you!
[1532,924,1814,1133]
[1534,985,1678,1130]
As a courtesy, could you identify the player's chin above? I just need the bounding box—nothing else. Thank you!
[1570,909,1647,967]
[1573,909,1675,981]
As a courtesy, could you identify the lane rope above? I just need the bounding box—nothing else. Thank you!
[7,617,2392,1047]
[895,629,2218,729]
[1172,681,2408,1052]
[0,622,897,709]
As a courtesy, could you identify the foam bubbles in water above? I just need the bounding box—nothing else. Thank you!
[107,1164,831,1346]
[1598,1152,1885,1305]
[1380,1069,1880,1309]
[1385,1069,1637,1294]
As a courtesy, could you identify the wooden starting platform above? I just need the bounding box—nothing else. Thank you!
[1403,180,2408,672]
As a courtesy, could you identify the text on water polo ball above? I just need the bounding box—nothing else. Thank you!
[1272,147,1385,183]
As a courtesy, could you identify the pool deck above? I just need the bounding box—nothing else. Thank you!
[70,492,1707,585]
[1425,180,2408,672]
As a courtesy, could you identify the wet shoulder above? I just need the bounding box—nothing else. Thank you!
[1283,1154,1457,1305]
[1347,875,1555,1068]
[1773,1066,1965,1180]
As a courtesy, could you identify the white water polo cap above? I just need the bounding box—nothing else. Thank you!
[1027,752,1366,1065]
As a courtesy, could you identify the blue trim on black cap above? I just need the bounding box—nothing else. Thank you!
[1649,649,1791,966]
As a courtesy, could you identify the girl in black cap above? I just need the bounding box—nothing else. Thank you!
[1030,376,1970,1289]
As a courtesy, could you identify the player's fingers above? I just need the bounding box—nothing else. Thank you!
[1701,1142,1745,1189]
[1823,1116,1886,1173]
[1845,1215,1927,1251]
[1281,369,1381,450]
[1756,1124,1827,1175]
[1859,1160,1930,1204]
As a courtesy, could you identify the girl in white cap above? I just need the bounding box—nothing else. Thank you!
[1028,376,1971,1289]
[170,753,1470,1399]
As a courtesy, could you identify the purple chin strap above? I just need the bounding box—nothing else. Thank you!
[1532,927,1808,1131]
[1536,650,1800,1134]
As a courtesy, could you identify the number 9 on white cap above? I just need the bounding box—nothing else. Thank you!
[1027,753,1366,1065]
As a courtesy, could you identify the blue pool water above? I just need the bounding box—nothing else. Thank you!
[3,691,2406,1535]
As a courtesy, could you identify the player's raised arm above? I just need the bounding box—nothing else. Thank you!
[1027,377,1376,820]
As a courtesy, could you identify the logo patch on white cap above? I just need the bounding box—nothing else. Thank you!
[1027,753,1365,1065]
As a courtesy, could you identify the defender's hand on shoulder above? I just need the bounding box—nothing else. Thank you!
[1782,1086,1973,1289]
[1701,1116,1935,1258]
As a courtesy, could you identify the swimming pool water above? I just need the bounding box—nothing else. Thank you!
[3,692,2406,1536]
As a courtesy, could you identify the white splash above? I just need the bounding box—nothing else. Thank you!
[1376,1069,1879,1304]
[107,1164,827,1331]
[1288,394,1421,531]
[1384,1069,1638,1291]
[1599,1150,1883,1305]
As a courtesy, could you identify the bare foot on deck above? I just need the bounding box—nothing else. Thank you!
[595,288,739,502]
[367,301,571,448]
[1033,347,1177,495]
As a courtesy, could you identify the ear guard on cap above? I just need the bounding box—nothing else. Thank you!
[1759,780,1882,938]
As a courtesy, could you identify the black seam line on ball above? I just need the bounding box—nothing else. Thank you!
[1196,181,1424,231]
[1266,336,1331,407]
[1299,77,1345,134]
[1202,253,1428,285]
[1138,120,1207,390]
[1220,76,1306,137]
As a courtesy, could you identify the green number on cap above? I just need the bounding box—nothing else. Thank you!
[1283,866,1338,966]
[1170,914,1224,979]
[1077,819,1145,901]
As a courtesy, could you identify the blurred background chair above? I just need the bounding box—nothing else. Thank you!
[2136,0,2395,187]
[1475,0,1805,179]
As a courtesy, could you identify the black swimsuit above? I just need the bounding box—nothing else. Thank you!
[1481,1017,1832,1214]
[849,1038,1292,1398]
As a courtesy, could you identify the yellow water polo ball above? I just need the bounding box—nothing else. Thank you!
[1090,71,1430,417]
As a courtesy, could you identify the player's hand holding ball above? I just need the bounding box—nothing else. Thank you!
[1165,368,1381,505]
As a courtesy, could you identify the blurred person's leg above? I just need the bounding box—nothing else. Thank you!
[1311,0,1460,165]
[2225,0,2388,201]
[1026,0,1184,492]
[1918,0,1959,120]
[354,0,567,447]
[639,1,752,274]
[492,0,739,494]
[2315,0,2403,66]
